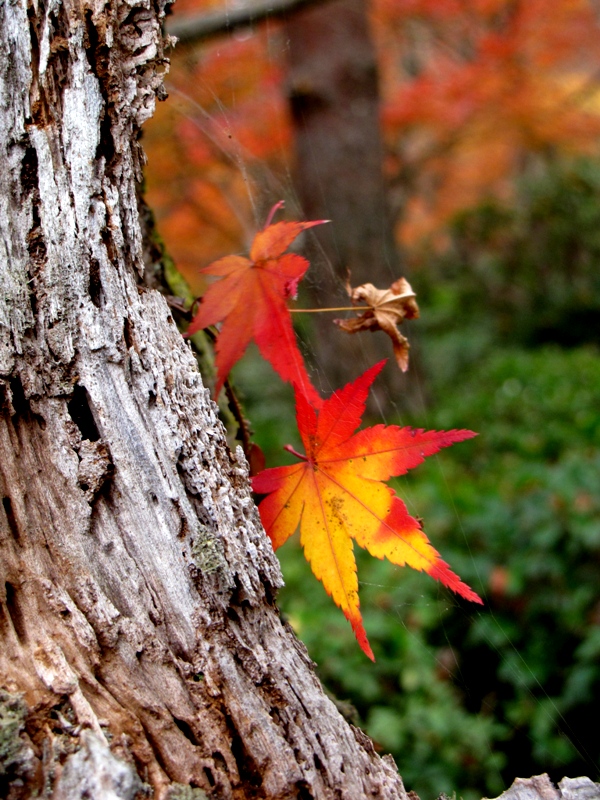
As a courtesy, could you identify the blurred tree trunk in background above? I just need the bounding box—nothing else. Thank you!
[285,0,407,403]
[285,0,397,290]
[0,1,412,797]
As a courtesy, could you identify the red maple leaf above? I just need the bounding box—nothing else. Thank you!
[252,361,482,660]
[187,203,326,406]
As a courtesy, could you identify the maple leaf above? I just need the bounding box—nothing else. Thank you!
[252,360,482,660]
[187,205,327,406]
[335,278,420,372]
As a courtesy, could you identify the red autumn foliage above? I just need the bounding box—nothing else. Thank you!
[252,361,481,659]
[187,204,326,404]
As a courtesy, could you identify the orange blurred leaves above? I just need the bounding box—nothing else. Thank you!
[145,0,600,271]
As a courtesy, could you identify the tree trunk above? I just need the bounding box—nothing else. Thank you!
[0,1,409,798]
[284,0,407,404]
[285,0,397,292]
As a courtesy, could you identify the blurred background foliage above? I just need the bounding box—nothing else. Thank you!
[147,0,600,291]
[144,1,600,797]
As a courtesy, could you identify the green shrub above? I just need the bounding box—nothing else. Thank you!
[413,156,600,351]
[275,345,600,799]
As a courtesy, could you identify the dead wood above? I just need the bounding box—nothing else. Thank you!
[0,0,409,797]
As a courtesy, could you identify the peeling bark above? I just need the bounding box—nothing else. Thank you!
[0,0,409,797]
[487,775,600,800]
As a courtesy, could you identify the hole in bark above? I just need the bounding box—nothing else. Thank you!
[20,144,39,196]
[295,781,315,799]
[5,582,27,642]
[28,289,38,324]
[203,766,216,787]
[97,112,115,166]
[226,607,240,624]
[68,384,100,442]
[228,722,264,792]
[101,225,118,264]
[259,570,277,607]
[123,318,134,351]
[6,379,46,434]
[173,717,201,746]
[8,378,28,418]
[0,384,9,415]
[122,6,143,27]
[2,497,21,543]
[88,258,102,307]
[229,577,252,614]
[49,6,69,38]
[212,751,227,772]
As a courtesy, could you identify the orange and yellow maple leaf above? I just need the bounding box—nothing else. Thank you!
[187,206,326,406]
[252,361,482,660]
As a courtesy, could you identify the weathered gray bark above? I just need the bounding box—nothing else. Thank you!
[0,1,410,798]
[488,775,600,800]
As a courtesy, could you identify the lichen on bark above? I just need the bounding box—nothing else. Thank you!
[0,690,34,791]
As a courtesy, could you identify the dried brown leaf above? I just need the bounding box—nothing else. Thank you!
[334,278,419,371]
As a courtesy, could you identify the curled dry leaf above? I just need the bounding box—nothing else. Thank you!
[335,278,420,371]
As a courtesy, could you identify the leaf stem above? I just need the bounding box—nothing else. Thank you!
[283,444,308,461]
[264,199,285,228]
[290,292,415,315]
[290,306,371,313]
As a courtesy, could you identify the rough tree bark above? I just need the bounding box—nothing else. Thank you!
[490,775,600,800]
[0,1,410,798]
